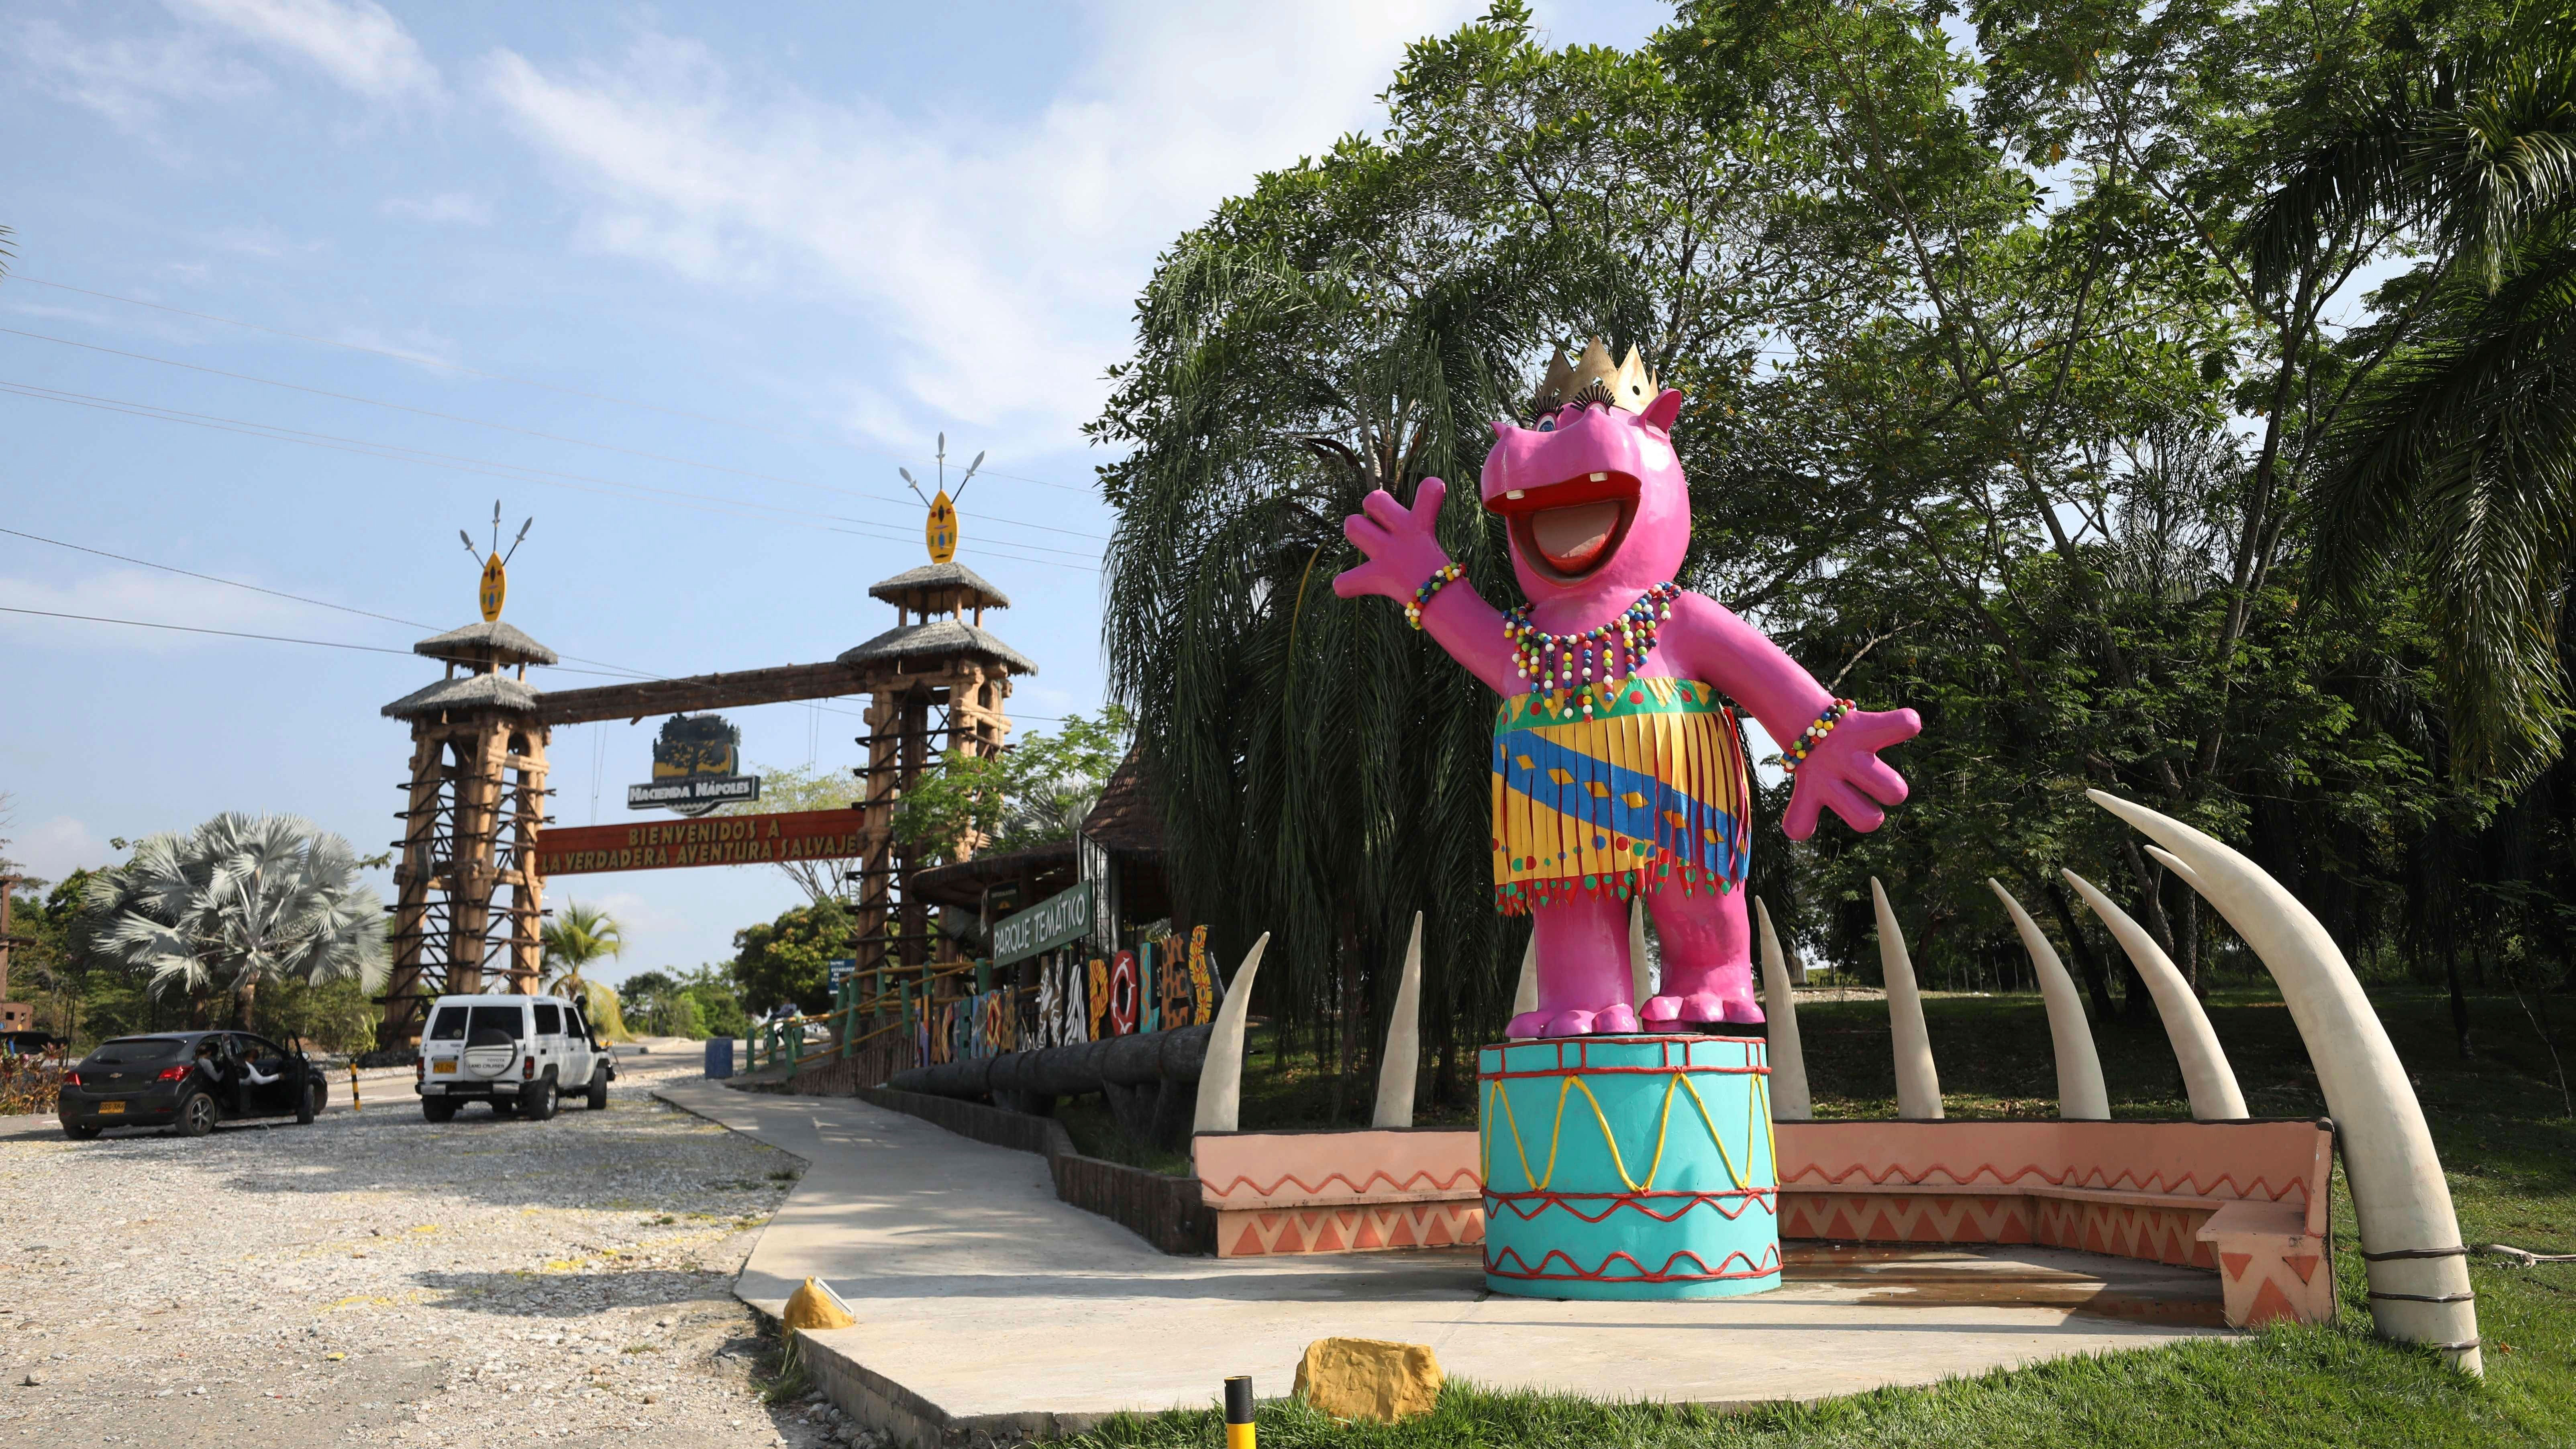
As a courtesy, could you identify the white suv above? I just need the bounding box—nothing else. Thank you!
[415,993,614,1122]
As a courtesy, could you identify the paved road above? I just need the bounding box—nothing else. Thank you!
[0,1054,869,1449]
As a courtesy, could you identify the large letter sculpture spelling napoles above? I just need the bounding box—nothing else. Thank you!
[1334,341,1921,1036]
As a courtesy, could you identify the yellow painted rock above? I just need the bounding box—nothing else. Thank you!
[1292,1337,1442,1423]
[781,1277,855,1335]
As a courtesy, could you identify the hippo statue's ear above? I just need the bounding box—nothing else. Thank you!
[1491,419,1517,440]
[1642,389,1685,434]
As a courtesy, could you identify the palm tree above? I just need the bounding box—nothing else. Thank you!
[1096,225,1546,1112]
[84,814,385,1029]
[2248,16,2576,780]
[540,902,625,998]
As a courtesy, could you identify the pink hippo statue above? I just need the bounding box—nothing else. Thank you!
[1334,339,1919,1037]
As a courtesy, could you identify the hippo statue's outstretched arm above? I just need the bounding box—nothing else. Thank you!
[1331,477,1520,696]
[1658,593,1919,840]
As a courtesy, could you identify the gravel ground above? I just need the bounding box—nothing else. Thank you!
[0,1049,881,1449]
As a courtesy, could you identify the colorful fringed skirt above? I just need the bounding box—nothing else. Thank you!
[1491,677,1749,913]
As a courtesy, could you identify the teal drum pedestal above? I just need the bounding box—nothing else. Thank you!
[1478,1034,1779,1299]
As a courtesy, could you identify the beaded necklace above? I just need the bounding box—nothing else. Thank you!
[1501,582,1682,719]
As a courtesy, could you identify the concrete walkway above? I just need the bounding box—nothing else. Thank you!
[657,1081,2231,1441]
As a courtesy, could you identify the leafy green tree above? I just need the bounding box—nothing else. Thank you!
[892,706,1134,861]
[248,974,381,1055]
[1092,0,2576,1080]
[82,814,385,1028]
[677,964,749,1039]
[4,872,123,1045]
[614,970,706,1037]
[716,762,862,905]
[617,969,677,1010]
[540,901,625,997]
[727,900,849,1017]
[1091,4,1786,1105]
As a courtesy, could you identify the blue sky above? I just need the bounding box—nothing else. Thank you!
[0,0,1670,979]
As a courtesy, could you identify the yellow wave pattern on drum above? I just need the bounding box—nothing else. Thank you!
[1481,1070,1776,1194]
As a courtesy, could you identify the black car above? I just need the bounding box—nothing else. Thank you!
[58,1031,329,1139]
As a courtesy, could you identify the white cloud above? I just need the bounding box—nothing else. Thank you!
[0,568,369,655]
[382,192,492,226]
[209,223,330,259]
[330,325,465,371]
[480,2,1479,446]
[166,0,440,100]
[7,18,270,137]
[3,815,114,885]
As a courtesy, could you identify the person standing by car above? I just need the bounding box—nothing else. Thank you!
[235,1043,280,1113]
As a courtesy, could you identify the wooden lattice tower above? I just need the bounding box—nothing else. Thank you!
[842,563,1031,979]
[372,552,1031,1048]
[380,622,557,1045]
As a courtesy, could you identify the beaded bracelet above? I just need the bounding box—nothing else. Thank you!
[1406,563,1466,629]
[1781,698,1856,775]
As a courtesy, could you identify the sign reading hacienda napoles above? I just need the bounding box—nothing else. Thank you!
[534,808,867,877]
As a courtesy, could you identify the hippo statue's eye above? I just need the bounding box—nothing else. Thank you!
[1534,416,1555,432]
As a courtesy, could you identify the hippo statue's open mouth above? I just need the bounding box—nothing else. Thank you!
[1497,471,1639,582]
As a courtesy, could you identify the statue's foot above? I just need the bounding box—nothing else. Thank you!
[1638,991,1766,1026]
[1507,1004,1640,1038]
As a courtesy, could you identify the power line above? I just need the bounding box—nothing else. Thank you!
[0,325,1111,545]
[13,274,1097,494]
[0,523,661,680]
[0,375,1101,563]
[0,528,1087,723]
[0,524,440,632]
[0,604,416,655]
[0,378,1102,572]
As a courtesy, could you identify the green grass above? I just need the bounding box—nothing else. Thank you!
[1054,1094,1195,1175]
[1060,986,2576,1448]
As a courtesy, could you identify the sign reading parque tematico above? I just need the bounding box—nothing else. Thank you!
[533,808,867,878]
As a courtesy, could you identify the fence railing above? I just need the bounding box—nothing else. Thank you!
[742,960,993,1078]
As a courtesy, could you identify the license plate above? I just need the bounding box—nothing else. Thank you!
[432,1061,457,1074]
[98,1101,124,1115]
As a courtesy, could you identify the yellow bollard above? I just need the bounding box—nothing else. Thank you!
[348,1063,363,1113]
[1224,1376,1254,1449]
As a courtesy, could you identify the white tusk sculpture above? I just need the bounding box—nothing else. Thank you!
[1871,877,1944,1120]
[1629,894,1654,1009]
[1511,928,1539,1021]
[1756,896,1811,1120]
[1987,879,2109,1120]
[2088,790,2481,1374]
[2061,868,2249,1121]
[1191,932,1270,1135]
[1373,913,1424,1129]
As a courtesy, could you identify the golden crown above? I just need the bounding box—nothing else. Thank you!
[1530,337,1657,419]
